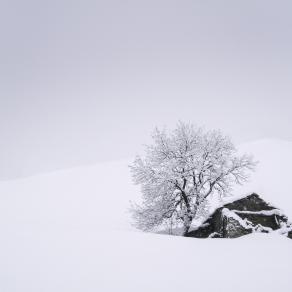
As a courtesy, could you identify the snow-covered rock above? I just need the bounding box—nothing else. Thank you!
[187,193,292,238]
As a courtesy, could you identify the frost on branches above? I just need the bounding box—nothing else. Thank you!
[130,122,257,236]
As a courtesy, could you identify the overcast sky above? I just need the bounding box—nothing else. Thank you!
[1,0,292,179]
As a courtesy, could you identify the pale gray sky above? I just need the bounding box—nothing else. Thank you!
[1,0,292,179]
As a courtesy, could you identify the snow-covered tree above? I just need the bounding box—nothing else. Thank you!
[130,122,257,235]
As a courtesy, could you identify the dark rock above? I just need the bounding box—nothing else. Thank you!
[236,213,282,230]
[223,193,274,212]
[222,215,253,238]
[186,193,291,239]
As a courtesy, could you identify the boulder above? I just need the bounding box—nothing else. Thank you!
[186,193,291,239]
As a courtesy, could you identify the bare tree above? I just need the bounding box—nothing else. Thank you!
[130,122,257,236]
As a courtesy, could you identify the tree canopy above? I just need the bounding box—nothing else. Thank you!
[130,122,257,235]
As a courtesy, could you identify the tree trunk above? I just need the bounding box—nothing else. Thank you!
[182,215,193,236]
[183,224,191,236]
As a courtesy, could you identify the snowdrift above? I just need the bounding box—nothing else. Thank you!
[0,139,291,292]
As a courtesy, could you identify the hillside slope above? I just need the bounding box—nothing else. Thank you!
[0,139,291,292]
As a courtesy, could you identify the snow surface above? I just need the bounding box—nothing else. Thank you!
[233,209,285,216]
[0,139,291,292]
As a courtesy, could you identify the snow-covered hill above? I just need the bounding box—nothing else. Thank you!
[0,159,137,234]
[0,139,291,292]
